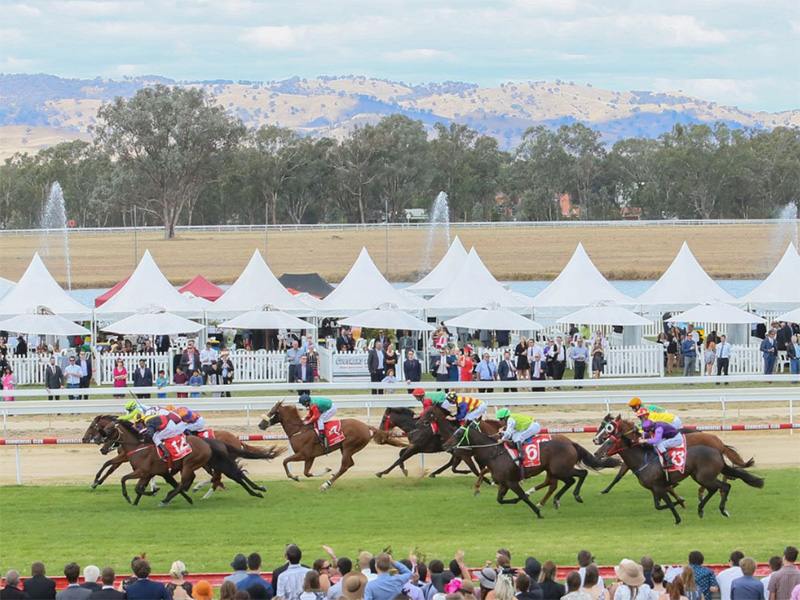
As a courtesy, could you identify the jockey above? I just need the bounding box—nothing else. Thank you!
[635,406,683,429]
[165,405,206,435]
[412,388,447,434]
[448,392,487,425]
[641,419,682,468]
[628,397,664,414]
[141,407,185,460]
[118,399,150,424]
[496,408,542,455]
[299,393,336,447]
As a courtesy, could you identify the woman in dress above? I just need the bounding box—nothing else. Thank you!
[581,565,609,600]
[667,329,679,374]
[591,339,605,379]
[2,367,16,401]
[704,338,716,376]
[459,346,475,392]
[113,358,128,399]
[166,561,192,600]
[515,336,529,380]
[384,343,398,375]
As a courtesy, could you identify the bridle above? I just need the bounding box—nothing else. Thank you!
[603,421,638,457]
[446,423,503,452]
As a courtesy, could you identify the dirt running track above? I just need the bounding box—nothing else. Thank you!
[1,405,798,485]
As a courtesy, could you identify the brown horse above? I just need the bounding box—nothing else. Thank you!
[597,416,764,525]
[258,401,406,490]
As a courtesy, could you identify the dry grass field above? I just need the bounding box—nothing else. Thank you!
[0,223,796,287]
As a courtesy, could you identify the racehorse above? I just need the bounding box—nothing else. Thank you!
[431,405,620,516]
[596,416,764,525]
[94,416,274,505]
[375,407,498,479]
[592,413,755,499]
[258,401,406,490]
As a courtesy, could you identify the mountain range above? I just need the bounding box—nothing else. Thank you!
[1,73,798,159]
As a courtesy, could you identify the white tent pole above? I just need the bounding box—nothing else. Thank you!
[91,310,100,385]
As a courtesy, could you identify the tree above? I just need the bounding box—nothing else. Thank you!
[93,85,245,238]
[330,124,383,223]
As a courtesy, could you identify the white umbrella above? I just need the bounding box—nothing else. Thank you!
[558,303,652,326]
[0,306,90,336]
[293,292,322,307]
[219,305,314,330]
[671,302,766,325]
[777,306,800,323]
[445,303,543,331]
[102,307,204,335]
[340,302,434,331]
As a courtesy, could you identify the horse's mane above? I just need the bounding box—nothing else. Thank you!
[391,407,415,417]
[117,420,138,433]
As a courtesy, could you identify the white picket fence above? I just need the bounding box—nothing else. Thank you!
[98,353,172,385]
[228,350,290,382]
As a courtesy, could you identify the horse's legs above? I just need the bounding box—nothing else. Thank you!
[159,469,197,506]
[717,479,732,517]
[282,453,305,482]
[496,483,522,504]
[320,450,356,490]
[302,458,331,478]
[430,456,457,477]
[552,476,576,510]
[119,471,142,504]
[652,488,681,525]
[449,454,475,475]
[240,472,266,493]
[91,456,125,489]
[599,464,629,494]
[474,466,493,496]
[507,480,544,519]
[571,468,589,503]
[161,473,193,504]
[376,445,419,478]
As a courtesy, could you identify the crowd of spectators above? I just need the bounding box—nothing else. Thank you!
[3,545,798,600]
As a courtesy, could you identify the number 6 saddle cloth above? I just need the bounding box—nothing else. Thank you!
[505,434,552,467]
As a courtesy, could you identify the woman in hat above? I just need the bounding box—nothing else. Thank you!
[191,580,213,600]
[610,559,650,600]
[477,568,497,600]
[341,572,368,600]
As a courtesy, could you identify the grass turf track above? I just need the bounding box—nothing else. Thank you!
[0,468,796,573]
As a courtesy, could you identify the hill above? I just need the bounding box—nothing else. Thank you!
[1,73,798,158]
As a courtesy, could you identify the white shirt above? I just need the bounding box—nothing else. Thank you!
[716,566,743,600]
[200,348,218,366]
[761,574,773,599]
[716,342,731,359]
[613,583,651,600]
[277,564,310,600]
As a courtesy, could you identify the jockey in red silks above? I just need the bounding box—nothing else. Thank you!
[166,405,207,435]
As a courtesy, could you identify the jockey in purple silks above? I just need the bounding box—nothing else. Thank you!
[641,419,682,468]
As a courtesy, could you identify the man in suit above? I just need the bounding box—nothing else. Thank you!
[45,356,63,401]
[291,355,315,396]
[23,562,56,600]
[87,567,123,600]
[761,329,778,375]
[549,336,567,381]
[15,335,27,356]
[715,334,731,384]
[123,560,169,600]
[80,566,101,593]
[497,350,518,392]
[403,350,422,393]
[373,330,390,349]
[179,340,201,375]
[336,328,354,353]
[787,334,800,376]
[75,351,93,400]
[132,359,153,399]
[368,341,386,395]
[1,570,27,600]
[776,321,793,351]
[56,563,91,600]
[155,334,171,353]
[431,347,451,388]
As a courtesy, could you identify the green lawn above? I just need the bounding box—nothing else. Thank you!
[0,468,797,574]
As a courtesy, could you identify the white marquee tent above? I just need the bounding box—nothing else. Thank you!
[740,243,800,310]
[0,253,91,319]
[219,306,314,330]
[777,306,800,323]
[405,236,468,297]
[637,242,737,309]
[0,276,15,301]
[532,243,636,310]
[426,248,531,316]
[316,248,423,316]
[211,250,311,316]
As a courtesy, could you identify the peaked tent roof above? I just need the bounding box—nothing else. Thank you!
[406,236,469,296]
[0,276,15,301]
[95,250,202,317]
[740,243,800,308]
[426,248,531,315]
[671,302,766,325]
[179,275,225,301]
[210,250,311,315]
[0,253,91,319]
[278,273,335,299]
[637,242,737,308]
[95,275,131,307]
[316,247,423,316]
[532,243,636,309]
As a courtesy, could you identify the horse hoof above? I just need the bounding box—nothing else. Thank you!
[158,501,166,507]
[722,510,730,518]
[90,483,98,490]
[575,495,584,504]
[401,469,408,477]
[554,500,560,510]
[428,474,437,479]
[124,497,132,505]
[152,486,160,493]
[537,514,545,520]
[291,476,300,482]
[255,493,264,499]
[474,490,480,497]
[375,472,383,478]
[320,482,331,491]
[698,510,704,518]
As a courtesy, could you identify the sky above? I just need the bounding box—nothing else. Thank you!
[2,0,799,112]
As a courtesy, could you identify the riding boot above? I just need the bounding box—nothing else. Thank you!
[318,431,328,454]
[516,441,525,479]
[158,442,169,461]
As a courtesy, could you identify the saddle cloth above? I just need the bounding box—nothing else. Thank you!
[324,420,346,445]
[197,429,215,439]
[665,435,687,473]
[505,434,551,467]
[158,434,193,460]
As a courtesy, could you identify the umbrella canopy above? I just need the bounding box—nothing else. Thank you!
[445,303,543,331]
[557,304,652,326]
[776,306,800,323]
[102,308,204,335]
[219,306,314,330]
[340,303,435,331]
[670,302,766,325]
[0,307,90,336]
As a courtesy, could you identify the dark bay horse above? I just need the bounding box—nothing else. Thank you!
[258,401,407,490]
[596,416,764,525]
[592,413,755,499]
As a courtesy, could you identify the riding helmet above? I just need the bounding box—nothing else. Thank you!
[496,408,511,419]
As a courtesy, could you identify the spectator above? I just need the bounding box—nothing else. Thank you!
[717,551,745,600]
[610,559,649,600]
[180,340,201,375]
[155,369,168,399]
[364,553,412,600]
[716,335,731,382]
[1,570,26,600]
[64,356,83,400]
[382,368,398,393]
[174,366,189,398]
[650,565,667,599]
[763,557,784,600]
[220,582,239,600]
[515,573,539,600]
[81,566,102,593]
[788,335,800,377]
[225,554,249,586]
[427,560,452,594]
[681,567,701,600]
[369,341,387,395]
[498,350,518,392]
[238,553,274,598]
[494,575,515,600]
[475,353,498,393]
[477,569,497,600]
[327,557,353,600]
[192,581,215,600]
[342,573,368,600]
[219,349,235,396]
[562,572,591,600]
[300,571,325,600]
[664,577,688,600]
[234,591,251,600]
[23,562,56,600]
[112,358,127,399]
[276,545,310,600]
[578,552,604,589]
[761,330,778,375]
[569,339,590,380]
[2,367,15,401]
[76,350,92,400]
[591,339,605,380]
[538,562,565,600]
[56,563,91,600]
[681,335,697,377]
[124,559,169,600]
[189,369,204,398]
[87,567,123,600]
[730,558,763,600]
[200,341,219,378]
[523,558,543,600]
[117,555,145,592]
[768,546,800,600]
[432,347,451,386]
[311,559,333,594]
[132,358,153,398]
[687,552,718,600]
[640,557,654,589]
[45,356,64,401]
[167,561,193,600]
[581,565,608,600]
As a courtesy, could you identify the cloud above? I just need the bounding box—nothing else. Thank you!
[0,55,37,70]
[384,49,453,61]
[4,3,42,17]
[790,21,800,34]
[239,25,301,50]
[113,63,147,76]
[651,77,761,105]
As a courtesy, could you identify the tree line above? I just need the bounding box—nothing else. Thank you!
[1,85,798,238]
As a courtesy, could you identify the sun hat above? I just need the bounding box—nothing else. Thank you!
[477,568,497,589]
[230,553,247,570]
[615,559,645,586]
[192,580,214,600]
[342,572,368,600]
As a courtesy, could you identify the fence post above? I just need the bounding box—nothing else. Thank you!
[366,402,372,424]
[15,445,22,485]
[721,397,726,439]
[790,398,794,436]
[246,405,251,432]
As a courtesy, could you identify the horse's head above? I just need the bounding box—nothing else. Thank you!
[598,416,640,457]
[82,415,116,444]
[379,408,393,432]
[259,401,284,430]
[592,413,615,446]
[442,423,474,453]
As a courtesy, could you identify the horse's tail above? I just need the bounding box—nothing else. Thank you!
[224,442,284,461]
[721,464,764,489]
[368,426,408,447]
[573,443,621,471]
[206,442,250,479]
[720,444,755,468]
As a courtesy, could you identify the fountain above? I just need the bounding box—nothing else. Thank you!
[774,202,799,252]
[40,182,72,290]
[423,191,451,272]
